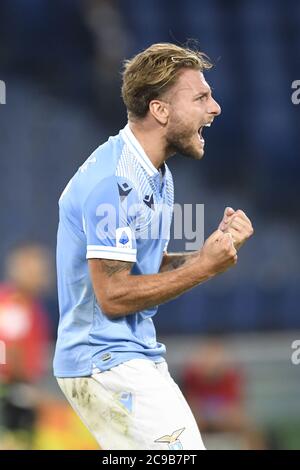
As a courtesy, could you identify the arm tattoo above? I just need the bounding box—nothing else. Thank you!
[160,252,198,273]
[168,257,187,270]
[101,259,133,277]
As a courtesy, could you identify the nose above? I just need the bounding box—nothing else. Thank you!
[209,97,221,116]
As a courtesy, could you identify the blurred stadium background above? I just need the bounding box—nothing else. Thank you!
[0,0,300,450]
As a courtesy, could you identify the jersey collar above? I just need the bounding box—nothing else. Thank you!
[121,123,163,177]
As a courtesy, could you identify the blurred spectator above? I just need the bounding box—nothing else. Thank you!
[0,242,52,449]
[182,339,265,449]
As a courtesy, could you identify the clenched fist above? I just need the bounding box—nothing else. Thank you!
[199,229,238,276]
[218,207,254,250]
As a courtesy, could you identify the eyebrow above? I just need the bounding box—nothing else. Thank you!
[194,88,212,99]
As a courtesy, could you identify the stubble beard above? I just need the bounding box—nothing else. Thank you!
[165,121,204,160]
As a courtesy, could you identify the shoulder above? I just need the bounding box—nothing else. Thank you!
[79,133,125,178]
[83,173,140,214]
[59,132,127,206]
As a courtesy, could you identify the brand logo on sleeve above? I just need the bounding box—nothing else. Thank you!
[116,227,133,249]
[119,231,129,245]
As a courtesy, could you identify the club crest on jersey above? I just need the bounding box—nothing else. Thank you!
[155,427,185,450]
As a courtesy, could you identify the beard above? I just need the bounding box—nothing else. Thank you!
[165,119,204,160]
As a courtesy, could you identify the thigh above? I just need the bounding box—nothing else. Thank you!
[92,359,205,450]
[57,375,135,450]
[154,361,206,450]
[57,360,205,450]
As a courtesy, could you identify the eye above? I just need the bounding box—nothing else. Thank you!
[197,95,206,101]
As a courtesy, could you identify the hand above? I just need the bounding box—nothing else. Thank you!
[218,207,254,250]
[199,229,238,276]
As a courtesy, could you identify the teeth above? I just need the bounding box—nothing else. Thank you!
[205,123,211,127]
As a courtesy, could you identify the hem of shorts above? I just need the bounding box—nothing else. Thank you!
[54,354,165,378]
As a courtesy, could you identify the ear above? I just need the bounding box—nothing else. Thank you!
[149,99,169,125]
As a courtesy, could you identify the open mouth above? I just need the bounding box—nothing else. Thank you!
[198,127,204,143]
[198,123,211,144]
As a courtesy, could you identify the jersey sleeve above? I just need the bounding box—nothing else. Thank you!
[83,176,140,262]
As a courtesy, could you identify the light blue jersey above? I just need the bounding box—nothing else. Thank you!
[53,124,174,377]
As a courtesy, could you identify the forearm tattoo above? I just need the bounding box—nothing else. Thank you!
[168,256,188,270]
[101,259,133,277]
[161,252,198,272]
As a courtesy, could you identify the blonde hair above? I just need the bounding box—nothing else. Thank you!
[121,42,212,119]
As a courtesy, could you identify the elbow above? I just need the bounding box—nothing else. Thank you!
[93,281,136,318]
[93,283,120,318]
[100,299,123,319]
[96,292,131,319]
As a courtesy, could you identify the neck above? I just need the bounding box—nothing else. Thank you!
[128,120,170,169]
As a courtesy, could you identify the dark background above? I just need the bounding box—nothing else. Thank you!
[1,0,300,451]
[0,0,299,334]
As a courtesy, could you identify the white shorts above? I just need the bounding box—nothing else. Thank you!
[57,359,205,450]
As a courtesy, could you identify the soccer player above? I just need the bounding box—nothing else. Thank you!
[53,43,254,450]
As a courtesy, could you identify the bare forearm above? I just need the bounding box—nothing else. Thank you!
[104,254,214,316]
[90,229,238,318]
[159,251,198,272]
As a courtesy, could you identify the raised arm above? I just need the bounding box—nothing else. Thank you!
[89,229,238,318]
[160,207,254,273]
